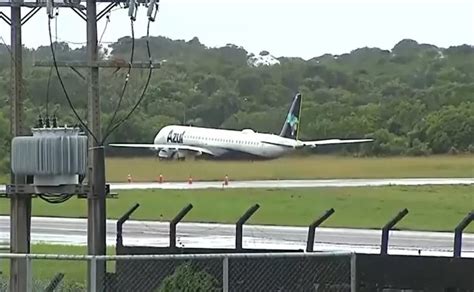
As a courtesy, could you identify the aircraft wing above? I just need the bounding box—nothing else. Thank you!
[108,143,216,156]
[300,138,374,148]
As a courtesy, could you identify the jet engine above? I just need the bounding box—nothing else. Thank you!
[157,149,189,161]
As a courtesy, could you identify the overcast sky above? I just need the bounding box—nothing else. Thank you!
[0,0,472,60]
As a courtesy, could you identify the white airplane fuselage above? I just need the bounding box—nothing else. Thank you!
[109,93,374,160]
[153,125,296,160]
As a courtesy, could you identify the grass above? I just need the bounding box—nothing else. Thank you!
[0,245,115,287]
[0,155,471,286]
[0,182,472,284]
[1,185,472,232]
[105,154,474,182]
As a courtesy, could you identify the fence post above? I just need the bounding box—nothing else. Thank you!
[236,204,260,250]
[90,256,97,292]
[350,253,357,292]
[380,208,408,255]
[170,204,193,248]
[26,255,32,292]
[223,256,229,292]
[116,203,140,248]
[306,208,335,252]
[453,211,473,258]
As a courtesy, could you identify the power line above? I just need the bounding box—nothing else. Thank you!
[99,13,110,45]
[47,16,98,143]
[0,36,12,56]
[38,194,74,204]
[45,66,53,117]
[45,11,58,118]
[103,17,136,140]
[103,2,160,142]
[43,2,157,145]
[102,18,154,144]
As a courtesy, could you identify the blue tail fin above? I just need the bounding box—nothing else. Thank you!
[279,93,302,140]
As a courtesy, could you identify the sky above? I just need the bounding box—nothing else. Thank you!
[0,0,473,60]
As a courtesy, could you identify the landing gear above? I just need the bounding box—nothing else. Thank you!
[155,149,197,161]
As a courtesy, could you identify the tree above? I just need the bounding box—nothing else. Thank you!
[157,263,219,292]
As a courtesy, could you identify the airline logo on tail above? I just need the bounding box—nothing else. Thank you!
[279,93,302,140]
[286,113,299,136]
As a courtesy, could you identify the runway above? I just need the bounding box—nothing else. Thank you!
[0,216,473,257]
[0,178,472,192]
[109,177,474,190]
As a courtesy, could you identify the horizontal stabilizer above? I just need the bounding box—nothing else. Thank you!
[108,143,215,155]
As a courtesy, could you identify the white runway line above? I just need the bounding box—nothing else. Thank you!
[109,178,474,190]
[0,178,473,192]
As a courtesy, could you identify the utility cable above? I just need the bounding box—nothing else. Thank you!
[0,36,12,57]
[45,66,53,117]
[99,13,110,45]
[45,10,58,118]
[38,194,74,204]
[47,16,98,143]
[102,18,154,144]
[103,18,136,140]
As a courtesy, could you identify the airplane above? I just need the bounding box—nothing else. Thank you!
[108,93,374,160]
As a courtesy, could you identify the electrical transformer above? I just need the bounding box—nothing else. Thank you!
[11,123,88,186]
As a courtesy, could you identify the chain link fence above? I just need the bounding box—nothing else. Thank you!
[2,251,474,291]
[102,256,224,291]
[0,251,355,292]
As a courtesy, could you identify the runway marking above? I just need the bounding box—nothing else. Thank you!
[108,178,474,190]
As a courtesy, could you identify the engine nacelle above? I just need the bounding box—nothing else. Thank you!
[157,149,190,160]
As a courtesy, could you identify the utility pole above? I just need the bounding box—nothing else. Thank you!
[1,0,159,289]
[86,0,107,289]
[9,2,31,291]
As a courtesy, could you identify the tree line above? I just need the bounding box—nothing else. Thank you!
[0,37,473,170]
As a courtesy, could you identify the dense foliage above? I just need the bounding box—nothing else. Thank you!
[158,263,219,291]
[0,37,473,162]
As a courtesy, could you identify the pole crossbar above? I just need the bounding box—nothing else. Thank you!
[20,7,40,25]
[0,0,150,8]
[70,7,87,21]
[96,1,117,21]
[0,11,11,25]
[34,60,161,68]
